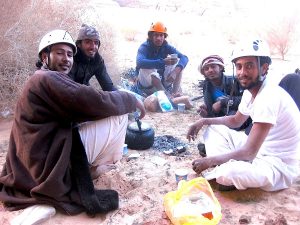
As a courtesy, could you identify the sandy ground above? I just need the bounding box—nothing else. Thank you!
[0,101,300,225]
[0,59,299,224]
[1,2,299,224]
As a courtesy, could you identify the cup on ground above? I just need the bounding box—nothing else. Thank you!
[175,168,188,183]
[123,144,128,155]
[177,103,185,112]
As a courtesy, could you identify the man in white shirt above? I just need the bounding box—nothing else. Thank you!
[187,39,300,191]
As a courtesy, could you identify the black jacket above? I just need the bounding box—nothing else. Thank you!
[69,48,117,91]
[202,73,252,132]
[203,73,243,117]
[279,73,300,111]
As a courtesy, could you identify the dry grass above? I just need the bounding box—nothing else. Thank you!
[0,0,122,113]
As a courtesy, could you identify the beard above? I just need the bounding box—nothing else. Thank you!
[239,75,262,90]
[84,50,96,58]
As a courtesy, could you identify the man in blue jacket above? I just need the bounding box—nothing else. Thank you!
[135,21,189,97]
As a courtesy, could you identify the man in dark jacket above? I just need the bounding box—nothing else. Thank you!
[0,29,145,224]
[279,72,300,111]
[134,21,189,97]
[69,24,117,91]
[196,55,252,157]
[197,55,252,131]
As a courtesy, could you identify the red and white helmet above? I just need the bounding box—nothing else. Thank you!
[38,29,77,57]
[198,55,225,75]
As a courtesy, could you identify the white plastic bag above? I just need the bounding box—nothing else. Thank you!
[163,177,222,225]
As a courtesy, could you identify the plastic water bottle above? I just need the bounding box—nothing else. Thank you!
[161,102,172,111]
[156,91,173,112]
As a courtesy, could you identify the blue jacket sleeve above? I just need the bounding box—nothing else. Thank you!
[136,42,165,69]
[171,47,189,70]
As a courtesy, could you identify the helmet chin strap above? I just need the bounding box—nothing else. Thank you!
[257,56,262,81]
[259,74,266,82]
[245,57,265,90]
[258,56,266,82]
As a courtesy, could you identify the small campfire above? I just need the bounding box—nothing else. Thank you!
[152,135,189,156]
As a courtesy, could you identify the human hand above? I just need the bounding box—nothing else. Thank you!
[197,104,208,117]
[212,101,222,113]
[164,56,178,66]
[136,98,146,119]
[192,158,210,174]
[172,92,182,98]
[186,119,204,141]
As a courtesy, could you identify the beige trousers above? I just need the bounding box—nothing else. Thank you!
[202,125,299,191]
[138,64,177,88]
[78,114,128,167]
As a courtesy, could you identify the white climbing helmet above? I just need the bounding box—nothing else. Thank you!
[231,38,271,63]
[38,29,77,57]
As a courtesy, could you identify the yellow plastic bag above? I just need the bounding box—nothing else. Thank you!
[163,177,222,225]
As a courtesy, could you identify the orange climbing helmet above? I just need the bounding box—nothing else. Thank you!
[148,21,168,37]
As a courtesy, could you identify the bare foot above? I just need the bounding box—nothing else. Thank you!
[90,164,117,179]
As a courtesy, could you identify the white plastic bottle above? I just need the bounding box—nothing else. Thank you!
[155,91,173,112]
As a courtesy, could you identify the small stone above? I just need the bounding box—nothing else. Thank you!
[163,149,174,155]
[239,215,251,224]
[176,145,186,154]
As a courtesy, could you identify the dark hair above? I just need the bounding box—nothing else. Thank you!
[35,60,43,68]
[147,31,168,39]
[259,56,272,65]
[75,40,82,46]
[258,56,272,75]
[36,47,50,69]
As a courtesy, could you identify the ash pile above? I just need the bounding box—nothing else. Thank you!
[153,135,189,156]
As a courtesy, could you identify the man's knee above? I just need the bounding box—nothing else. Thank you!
[138,69,160,88]
[151,74,162,86]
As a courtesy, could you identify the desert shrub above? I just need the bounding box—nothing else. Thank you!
[121,27,139,41]
[0,0,121,114]
[265,16,298,60]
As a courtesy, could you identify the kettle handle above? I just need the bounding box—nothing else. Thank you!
[134,111,142,132]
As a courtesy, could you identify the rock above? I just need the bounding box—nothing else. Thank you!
[239,215,251,224]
